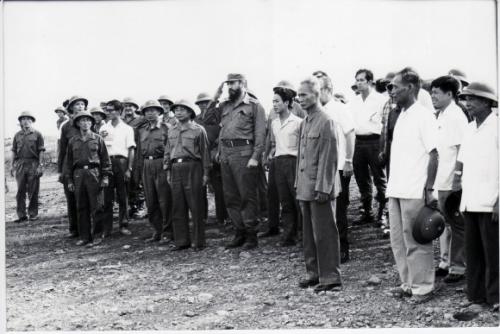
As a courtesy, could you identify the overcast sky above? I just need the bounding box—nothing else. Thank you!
[2,0,498,138]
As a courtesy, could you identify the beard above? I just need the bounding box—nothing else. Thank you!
[228,87,242,101]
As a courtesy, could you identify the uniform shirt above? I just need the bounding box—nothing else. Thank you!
[137,119,169,159]
[58,119,80,173]
[435,102,469,191]
[195,104,222,151]
[56,116,67,130]
[124,115,146,129]
[93,120,107,134]
[295,108,340,201]
[99,118,136,158]
[64,132,112,184]
[270,113,302,157]
[380,98,401,157]
[351,90,386,135]
[162,112,178,128]
[386,102,438,199]
[219,92,267,161]
[458,112,498,212]
[12,128,45,161]
[324,99,355,170]
[164,121,211,176]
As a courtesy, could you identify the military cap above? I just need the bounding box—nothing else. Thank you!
[73,110,95,129]
[67,95,89,111]
[122,97,139,109]
[54,106,67,114]
[459,82,498,107]
[141,100,165,115]
[225,73,246,82]
[312,70,328,78]
[90,106,107,119]
[273,80,297,96]
[158,95,174,105]
[18,111,36,122]
[195,92,212,104]
[171,99,198,119]
[448,69,469,86]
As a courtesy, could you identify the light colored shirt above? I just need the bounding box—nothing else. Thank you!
[418,89,434,112]
[458,112,499,212]
[351,90,386,135]
[99,118,136,158]
[387,102,438,199]
[270,113,302,157]
[435,102,469,191]
[324,99,355,170]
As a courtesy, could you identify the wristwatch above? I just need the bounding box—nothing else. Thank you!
[454,170,463,176]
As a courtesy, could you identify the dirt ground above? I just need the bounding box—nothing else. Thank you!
[4,171,499,331]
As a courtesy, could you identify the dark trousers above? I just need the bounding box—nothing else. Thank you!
[267,159,281,231]
[257,163,269,220]
[142,159,172,237]
[300,199,342,285]
[209,163,228,223]
[128,153,145,213]
[337,170,351,253]
[63,177,79,235]
[74,168,101,242]
[464,212,499,305]
[220,146,259,234]
[353,137,387,207]
[171,161,205,248]
[274,156,299,241]
[15,159,40,218]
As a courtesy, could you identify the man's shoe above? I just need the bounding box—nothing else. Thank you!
[435,267,449,277]
[119,227,132,236]
[14,216,28,223]
[444,273,465,284]
[258,228,279,238]
[390,287,412,299]
[340,251,350,264]
[170,245,190,251]
[278,239,296,247]
[408,293,433,304]
[145,234,161,243]
[314,283,342,293]
[91,237,103,246]
[298,278,319,289]
[193,245,206,252]
[243,232,258,250]
[75,240,90,246]
[355,212,374,225]
[29,215,39,221]
[158,236,173,245]
[68,232,79,238]
[225,234,246,249]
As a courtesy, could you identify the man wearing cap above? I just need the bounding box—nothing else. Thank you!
[217,73,266,249]
[11,111,45,222]
[90,107,107,133]
[430,76,469,284]
[448,69,472,122]
[453,82,499,310]
[64,111,111,246]
[164,99,210,251]
[59,95,88,238]
[96,100,136,238]
[137,100,173,243]
[158,95,178,128]
[386,68,439,304]
[55,107,68,131]
[295,76,342,293]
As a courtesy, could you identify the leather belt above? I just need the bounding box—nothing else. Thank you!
[74,164,99,170]
[144,156,163,160]
[355,134,380,141]
[221,139,253,147]
[110,155,127,160]
[274,155,297,159]
[171,157,199,164]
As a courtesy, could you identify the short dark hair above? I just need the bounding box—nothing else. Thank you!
[273,87,295,109]
[430,76,460,98]
[397,67,421,96]
[62,99,69,108]
[355,69,374,82]
[106,99,123,112]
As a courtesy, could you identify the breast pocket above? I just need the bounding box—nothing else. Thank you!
[88,140,100,160]
[305,132,320,177]
[181,133,197,151]
[235,109,253,131]
[288,131,299,150]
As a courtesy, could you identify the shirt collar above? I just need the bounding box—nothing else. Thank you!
[305,107,322,122]
[147,119,163,130]
[475,111,497,130]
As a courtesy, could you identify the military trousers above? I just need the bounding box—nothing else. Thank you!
[14,159,40,219]
[220,145,259,234]
[267,159,281,231]
[128,159,145,214]
[300,199,342,285]
[142,159,172,237]
[73,168,102,242]
[171,161,206,248]
[336,170,351,253]
[274,156,299,242]
[63,177,79,235]
[209,162,227,223]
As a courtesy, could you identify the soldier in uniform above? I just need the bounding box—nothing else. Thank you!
[64,111,111,246]
[137,100,173,243]
[217,73,266,249]
[164,99,210,251]
[10,111,45,222]
[58,95,88,238]
[90,107,107,133]
[158,95,178,128]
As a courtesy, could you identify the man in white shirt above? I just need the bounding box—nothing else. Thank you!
[386,68,439,304]
[268,82,303,247]
[351,69,388,225]
[431,76,469,284]
[97,99,136,237]
[317,74,356,263]
[453,82,498,309]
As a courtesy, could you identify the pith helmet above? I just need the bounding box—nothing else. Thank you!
[171,99,198,119]
[90,106,107,119]
[273,80,297,96]
[122,97,139,109]
[225,73,246,82]
[141,100,165,115]
[158,95,174,105]
[195,92,212,104]
[459,82,498,107]
[67,95,89,112]
[18,111,36,122]
[73,110,95,129]
[448,69,469,87]
[412,206,445,244]
[54,106,67,114]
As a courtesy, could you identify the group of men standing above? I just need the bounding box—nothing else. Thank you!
[9,68,498,308]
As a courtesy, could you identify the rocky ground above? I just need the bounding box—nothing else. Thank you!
[4,171,499,331]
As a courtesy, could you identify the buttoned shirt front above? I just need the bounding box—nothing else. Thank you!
[435,102,469,191]
[99,118,136,158]
[386,101,438,199]
[270,113,302,157]
[351,90,386,135]
[295,108,339,201]
[324,99,355,170]
[164,121,211,176]
[458,112,498,212]
[12,128,45,161]
[137,119,169,158]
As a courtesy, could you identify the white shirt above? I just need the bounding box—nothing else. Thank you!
[387,102,438,199]
[271,113,302,157]
[351,90,386,135]
[458,112,498,212]
[435,102,469,191]
[324,99,355,170]
[99,118,136,158]
[418,89,434,112]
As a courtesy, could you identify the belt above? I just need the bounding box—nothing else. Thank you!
[110,155,127,160]
[171,157,199,164]
[355,134,380,141]
[221,139,253,147]
[144,156,163,160]
[74,163,99,170]
[274,154,297,159]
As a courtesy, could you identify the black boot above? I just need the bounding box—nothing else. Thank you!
[376,201,387,227]
[356,201,373,225]
[243,230,258,250]
[225,231,246,249]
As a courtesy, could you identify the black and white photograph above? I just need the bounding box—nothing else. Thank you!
[1,0,499,332]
